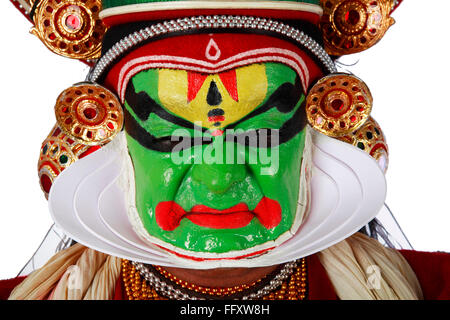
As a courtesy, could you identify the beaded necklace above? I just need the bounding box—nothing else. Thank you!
[122,258,307,300]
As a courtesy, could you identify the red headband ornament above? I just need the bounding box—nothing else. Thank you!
[103,32,325,102]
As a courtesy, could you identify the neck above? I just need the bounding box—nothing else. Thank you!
[162,264,280,288]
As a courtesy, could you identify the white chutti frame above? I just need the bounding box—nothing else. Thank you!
[49,128,386,269]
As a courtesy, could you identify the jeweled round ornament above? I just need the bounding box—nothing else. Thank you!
[306,74,372,137]
[38,124,101,199]
[54,83,123,145]
[320,0,395,55]
[63,7,83,32]
[30,0,106,60]
[339,117,389,172]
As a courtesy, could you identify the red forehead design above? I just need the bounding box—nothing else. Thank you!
[103,33,325,102]
[187,69,238,103]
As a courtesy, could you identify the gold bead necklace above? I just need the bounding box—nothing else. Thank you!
[122,258,307,300]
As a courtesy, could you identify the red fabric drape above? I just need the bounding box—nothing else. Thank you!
[1,250,448,300]
[400,250,450,300]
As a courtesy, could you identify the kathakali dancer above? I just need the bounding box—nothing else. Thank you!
[1,0,449,300]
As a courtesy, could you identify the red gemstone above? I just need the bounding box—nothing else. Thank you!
[83,107,97,120]
[345,10,360,25]
[52,127,61,137]
[65,14,81,31]
[331,99,344,111]
[40,174,52,194]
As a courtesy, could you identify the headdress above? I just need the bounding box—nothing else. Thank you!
[11,0,403,268]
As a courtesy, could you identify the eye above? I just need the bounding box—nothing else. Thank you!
[151,134,213,153]
[152,136,187,153]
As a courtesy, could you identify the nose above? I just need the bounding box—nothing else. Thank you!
[206,80,222,106]
[191,162,246,194]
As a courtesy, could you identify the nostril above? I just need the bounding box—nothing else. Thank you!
[206,81,222,106]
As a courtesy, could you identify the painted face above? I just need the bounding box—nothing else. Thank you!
[124,62,308,258]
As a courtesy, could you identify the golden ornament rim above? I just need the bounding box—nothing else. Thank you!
[306,73,373,137]
[54,83,124,146]
[30,0,106,60]
[320,0,396,55]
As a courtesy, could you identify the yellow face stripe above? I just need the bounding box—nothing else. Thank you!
[158,64,268,131]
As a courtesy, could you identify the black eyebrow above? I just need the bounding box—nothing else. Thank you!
[225,75,307,144]
[278,99,307,144]
[124,107,212,152]
[125,79,199,130]
[224,99,307,147]
[124,80,213,152]
[123,73,306,150]
[227,75,304,130]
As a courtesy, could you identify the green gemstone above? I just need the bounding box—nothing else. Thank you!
[357,142,365,150]
[59,154,69,164]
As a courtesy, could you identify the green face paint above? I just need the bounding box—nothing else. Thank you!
[124,62,308,256]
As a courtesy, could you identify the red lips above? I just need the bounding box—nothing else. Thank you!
[155,197,282,231]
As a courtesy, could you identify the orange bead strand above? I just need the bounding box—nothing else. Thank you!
[122,258,307,300]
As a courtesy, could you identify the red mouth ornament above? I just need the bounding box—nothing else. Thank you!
[155,197,282,231]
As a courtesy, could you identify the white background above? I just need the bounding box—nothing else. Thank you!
[0,1,449,279]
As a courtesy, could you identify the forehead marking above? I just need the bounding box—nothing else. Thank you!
[117,48,310,101]
[187,70,238,103]
[205,38,221,61]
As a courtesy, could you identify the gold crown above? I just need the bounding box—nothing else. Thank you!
[11,0,401,61]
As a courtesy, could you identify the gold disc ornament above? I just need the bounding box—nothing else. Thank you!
[54,83,123,145]
[320,0,395,55]
[38,125,102,199]
[306,74,372,137]
[30,0,106,60]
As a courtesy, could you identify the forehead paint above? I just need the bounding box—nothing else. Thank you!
[158,64,268,131]
[187,69,239,102]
